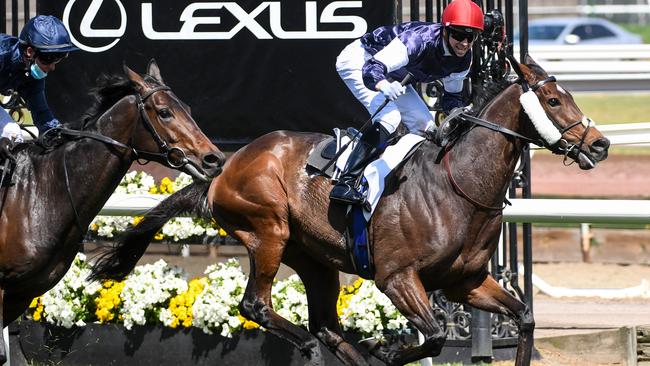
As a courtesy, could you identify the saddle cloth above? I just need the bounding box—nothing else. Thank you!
[307,130,426,220]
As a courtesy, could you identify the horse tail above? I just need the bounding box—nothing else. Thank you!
[89,180,212,281]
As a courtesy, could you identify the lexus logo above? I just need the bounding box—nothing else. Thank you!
[64,0,127,53]
[64,0,368,53]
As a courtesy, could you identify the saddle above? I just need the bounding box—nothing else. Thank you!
[305,127,359,179]
[306,127,428,280]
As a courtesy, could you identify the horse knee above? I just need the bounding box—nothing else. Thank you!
[238,297,269,325]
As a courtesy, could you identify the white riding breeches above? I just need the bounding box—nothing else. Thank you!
[336,39,435,134]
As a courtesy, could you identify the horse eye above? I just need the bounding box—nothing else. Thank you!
[548,98,560,107]
[158,108,172,119]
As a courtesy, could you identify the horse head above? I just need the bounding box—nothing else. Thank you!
[123,59,225,180]
[516,55,609,169]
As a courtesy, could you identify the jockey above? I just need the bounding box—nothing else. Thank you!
[0,15,79,159]
[330,0,484,205]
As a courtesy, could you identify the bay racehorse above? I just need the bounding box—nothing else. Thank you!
[0,60,225,363]
[91,55,609,366]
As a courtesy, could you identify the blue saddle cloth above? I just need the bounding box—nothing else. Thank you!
[346,205,373,280]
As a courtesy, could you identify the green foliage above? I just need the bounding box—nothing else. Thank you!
[573,93,650,124]
[620,24,650,44]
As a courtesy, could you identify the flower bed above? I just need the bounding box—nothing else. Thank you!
[28,254,410,340]
[88,171,224,243]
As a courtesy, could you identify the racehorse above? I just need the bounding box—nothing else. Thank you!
[0,60,225,364]
[91,55,609,366]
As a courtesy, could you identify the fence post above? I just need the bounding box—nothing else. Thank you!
[580,223,592,263]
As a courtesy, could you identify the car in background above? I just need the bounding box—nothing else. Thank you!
[516,17,643,45]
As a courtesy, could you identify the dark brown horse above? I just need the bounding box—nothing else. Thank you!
[0,60,225,363]
[92,56,609,366]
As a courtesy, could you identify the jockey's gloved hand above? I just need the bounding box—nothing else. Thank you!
[0,137,15,162]
[376,80,406,101]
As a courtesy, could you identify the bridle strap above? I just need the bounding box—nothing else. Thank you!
[530,76,556,92]
[136,85,172,153]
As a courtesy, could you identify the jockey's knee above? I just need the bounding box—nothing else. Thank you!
[402,115,434,133]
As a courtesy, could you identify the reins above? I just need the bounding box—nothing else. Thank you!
[439,57,575,211]
[443,142,507,211]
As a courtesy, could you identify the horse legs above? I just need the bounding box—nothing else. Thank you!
[283,247,369,366]
[370,269,447,365]
[445,272,535,366]
[237,233,324,365]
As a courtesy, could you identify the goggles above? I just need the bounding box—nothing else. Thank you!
[448,28,479,43]
[37,51,69,65]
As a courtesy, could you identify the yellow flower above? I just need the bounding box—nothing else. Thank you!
[218,228,227,237]
[337,278,364,316]
[148,186,159,194]
[159,177,174,194]
[238,314,260,330]
[154,232,164,241]
[29,297,40,309]
[165,278,207,329]
[33,311,42,321]
[133,216,144,226]
[95,280,125,323]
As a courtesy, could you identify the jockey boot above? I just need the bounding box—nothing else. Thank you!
[329,123,390,205]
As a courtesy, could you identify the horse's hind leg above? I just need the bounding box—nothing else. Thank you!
[283,247,369,366]
[445,272,534,366]
[237,232,324,365]
[370,268,447,365]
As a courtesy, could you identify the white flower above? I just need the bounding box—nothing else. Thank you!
[272,275,308,328]
[192,259,247,336]
[119,260,188,330]
[339,280,409,339]
[38,253,101,328]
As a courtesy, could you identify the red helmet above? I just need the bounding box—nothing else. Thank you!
[442,0,484,32]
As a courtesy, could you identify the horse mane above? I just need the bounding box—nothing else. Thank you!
[76,73,162,129]
[470,76,514,115]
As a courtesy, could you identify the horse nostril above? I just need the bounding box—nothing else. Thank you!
[591,137,610,152]
[202,151,225,168]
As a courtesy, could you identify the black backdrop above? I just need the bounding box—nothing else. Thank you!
[37,0,395,147]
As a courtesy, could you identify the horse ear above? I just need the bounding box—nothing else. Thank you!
[524,54,540,69]
[146,59,165,84]
[123,64,146,92]
[522,53,548,79]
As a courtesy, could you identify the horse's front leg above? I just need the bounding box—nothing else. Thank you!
[445,271,535,366]
[236,231,324,365]
[369,268,447,365]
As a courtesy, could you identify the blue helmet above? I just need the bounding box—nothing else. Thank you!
[19,15,79,53]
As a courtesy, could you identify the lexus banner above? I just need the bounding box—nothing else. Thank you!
[36,0,395,147]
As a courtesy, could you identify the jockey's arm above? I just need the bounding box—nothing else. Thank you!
[20,80,60,134]
[361,32,425,91]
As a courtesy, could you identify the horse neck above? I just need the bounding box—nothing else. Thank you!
[438,84,525,207]
[49,96,140,225]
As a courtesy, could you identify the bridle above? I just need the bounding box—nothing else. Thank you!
[47,84,201,234]
[48,85,194,169]
[527,76,593,166]
[442,56,593,210]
